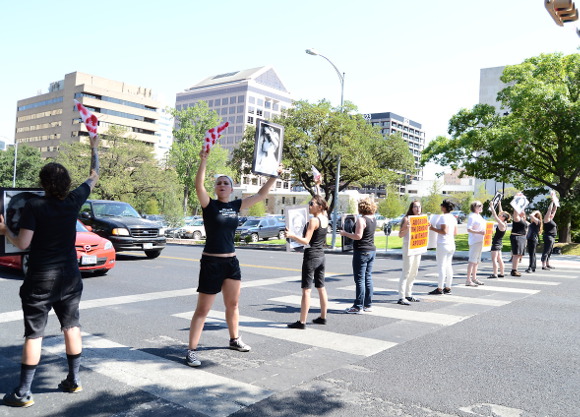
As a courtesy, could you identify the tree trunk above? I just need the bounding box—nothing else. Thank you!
[557,206,572,243]
[183,186,190,215]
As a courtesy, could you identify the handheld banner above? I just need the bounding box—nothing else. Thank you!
[550,190,560,208]
[482,221,495,252]
[510,192,529,213]
[0,188,44,256]
[203,122,229,153]
[341,214,356,252]
[285,205,309,252]
[74,100,99,139]
[407,214,429,256]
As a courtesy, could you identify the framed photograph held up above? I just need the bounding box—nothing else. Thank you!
[252,119,284,177]
[0,188,44,256]
[285,205,309,252]
[341,214,356,252]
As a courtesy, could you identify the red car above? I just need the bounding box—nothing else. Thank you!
[0,221,116,276]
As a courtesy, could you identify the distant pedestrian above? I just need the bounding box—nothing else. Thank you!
[0,135,100,408]
[341,198,377,313]
[541,198,558,270]
[466,201,486,286]
[186,149,279,368]
[487,202,510,279]
[397,201,423,305]
[525,211,543,273]
[428,200,457,295]
[285,195,329,328]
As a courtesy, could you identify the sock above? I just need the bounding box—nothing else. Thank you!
[66,353,82,382]
[16,364,37,396]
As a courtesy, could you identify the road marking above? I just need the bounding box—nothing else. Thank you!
[173,310,397,356]
[395,279,540,294]
[412,275,558,286]
[269,295,468,325]
[42,332,273,417]
[338,285,510,306]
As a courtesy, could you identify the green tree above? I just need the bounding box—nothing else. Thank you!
[421,181,442,215]
[169,103,232,214]
[246,200,266,217]
[422,53,580,242]
[0,145,44,188]
[377,186,408,217]
[229,100,415,215]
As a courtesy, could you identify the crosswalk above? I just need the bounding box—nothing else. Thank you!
[1,263,577,416]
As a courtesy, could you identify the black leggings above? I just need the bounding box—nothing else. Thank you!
[541,235,556,263]
[527,239,538,271]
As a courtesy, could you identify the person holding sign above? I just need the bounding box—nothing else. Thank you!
[397,201,424,305]
[186,149,279,367]
[541,198,558,270]
[466,201,486,286]
[428,200,457,295]
[525,211,543,273]
[340,198,377,313]
[510,204,529,277]
[488,202,511,279]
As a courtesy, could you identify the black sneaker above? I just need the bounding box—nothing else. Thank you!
[443,287,452,294]
[487,274,498,279]
[185,349,201,367]
[406,296,421,302]
[2,391,34,407]
[312,317,326,325]
[288,320,306,329]
[229,337,251,352]
[428,288,444,295]
[58,378,83,393]
[397,298,411,305]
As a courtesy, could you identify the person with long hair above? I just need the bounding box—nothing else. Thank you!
[341,198,377,313]
[526,210,543,273]
[466,200,486,286]
[510,206,528,277]
[0,136,99,408]
[397,201,423,305]
[286,195,329,327]
[428,200,458,295]
[488,202,511,279]
[186,149,278,367]
[541,198,558,270]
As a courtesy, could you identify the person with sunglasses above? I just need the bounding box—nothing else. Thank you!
[466,201,486,286]
[285,195,329,328]
[186,149,279,368]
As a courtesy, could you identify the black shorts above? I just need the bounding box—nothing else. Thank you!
[301,251,325,289]
[20,263,83,339]
[197,255,241,294]
[490,242,503,251]
[510,234,526,256]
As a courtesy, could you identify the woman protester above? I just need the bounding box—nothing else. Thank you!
[510,206,528,277]
[526,211,543,273]
[397,201,423,305]
[488,202,511,279]
[285,195,329,328]
[341,198,377,313]
[541,198,558,270]
[428,200,458,295]
[186,149,278,367]
[1,136,99,408]
[466,201,486,286]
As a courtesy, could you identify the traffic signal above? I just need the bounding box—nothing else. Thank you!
[545,0,579,26]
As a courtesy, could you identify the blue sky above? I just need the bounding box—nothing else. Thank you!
[1,0,578,175]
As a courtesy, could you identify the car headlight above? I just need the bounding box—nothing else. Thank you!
[159,227,166,235]
[112,228,130,236]
[104,240,113,250]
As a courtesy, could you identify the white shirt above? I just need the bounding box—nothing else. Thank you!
[467,213,486,245]
[436,213,457,247]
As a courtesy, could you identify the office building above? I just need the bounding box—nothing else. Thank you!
[15,72,168,159]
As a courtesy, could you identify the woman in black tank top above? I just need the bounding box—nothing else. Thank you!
[285,195,329,329]
[541,199,558,270]
[488,202,511,278]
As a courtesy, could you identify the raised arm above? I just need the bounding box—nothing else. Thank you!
[544,201,557,222]
[196,150,211,209]
[240,167,281,211]
[85,134,100,191]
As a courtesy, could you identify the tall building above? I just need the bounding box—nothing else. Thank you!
[360,112,425,197]
[15,72,168,159]
[175,66,293,153]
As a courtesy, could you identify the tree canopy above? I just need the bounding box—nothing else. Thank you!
[422,53,580,241]
[0,144,44,188]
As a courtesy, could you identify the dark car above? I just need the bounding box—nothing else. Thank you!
[451,210,467,224]
[79,200,166,259]
[236,217,285,242]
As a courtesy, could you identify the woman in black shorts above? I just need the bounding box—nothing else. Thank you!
[488,202,510,278]
[510,207,528,277]
[186,149,278,367]
[285,195,329,329]
[541,199,558,270]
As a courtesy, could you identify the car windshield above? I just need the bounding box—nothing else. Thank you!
[243,219,260,227]
[76,221,89,232]
[192,220,203,226]
[93,202,141,218]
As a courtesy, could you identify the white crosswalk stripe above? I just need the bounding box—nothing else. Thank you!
[387,278,540,294]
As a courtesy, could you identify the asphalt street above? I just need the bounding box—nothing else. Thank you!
[0,244,579,417]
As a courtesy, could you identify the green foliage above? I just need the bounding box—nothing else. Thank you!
[422,53,580,242]
[421,181,442,215]
[246,200,266,217]
[0,145,44,188]
[378,186,409,217]
[143,199,159,214]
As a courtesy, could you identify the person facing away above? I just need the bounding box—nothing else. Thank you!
[0,135,99,408]
[526,210,543,273]
[428,199,457,295]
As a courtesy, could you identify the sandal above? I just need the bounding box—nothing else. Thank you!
[473,279,484,285]
[487,274,498,279]
[465,281,478,287]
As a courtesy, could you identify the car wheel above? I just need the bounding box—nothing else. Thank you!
[278,230,285,239]
[21,254,29,276]
[145,250,162,259]
[193,231,202,240]
[251,233,259,242]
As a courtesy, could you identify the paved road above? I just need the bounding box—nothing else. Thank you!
[0,245,578,416]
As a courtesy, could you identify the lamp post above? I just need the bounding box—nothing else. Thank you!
[12,140,18,187]
[305,48,345,249]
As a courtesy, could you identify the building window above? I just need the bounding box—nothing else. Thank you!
[257,109,263,117]
[265,101,271,109]
[238,95,245,103]
[247,116,254,124]
[249,96,255,104]
[222,98,229,105]
[237,105,244,113]
[229,106,236,114]
[207,100,213,107]
[248,106,255,114]
[236,115,243,123]
[257,98,264,106]
[273,103,279,111]
[282,196,285,204]
[265,111,271,119]
[221,108,228,115]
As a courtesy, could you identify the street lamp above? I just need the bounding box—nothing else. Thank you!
[305,48,345,249]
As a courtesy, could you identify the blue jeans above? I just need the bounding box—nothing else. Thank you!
[352,250,375,309]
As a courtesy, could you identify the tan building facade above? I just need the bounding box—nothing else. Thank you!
[15,72,165,158]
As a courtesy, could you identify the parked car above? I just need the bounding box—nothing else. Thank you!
[78,200,166,259]
[0,220,116,276]
[451,210,467,224]
[375,215,388,230]
[178,219,206,240]
[388,214,405,228]
[236,217,285,242]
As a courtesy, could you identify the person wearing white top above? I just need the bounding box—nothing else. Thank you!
[428,200,458,295]
[466,201,487,286]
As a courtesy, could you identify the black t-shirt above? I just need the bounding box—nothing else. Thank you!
[19,183,91,270]
[354,216,376,251]
[543,220,557,237]
[202,198,242,254]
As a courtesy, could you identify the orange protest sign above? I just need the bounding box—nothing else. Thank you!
[408,215,429,255]
[483,221,495,252]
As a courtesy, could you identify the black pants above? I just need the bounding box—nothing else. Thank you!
[527,239,538,271]
[541,235,556,263]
